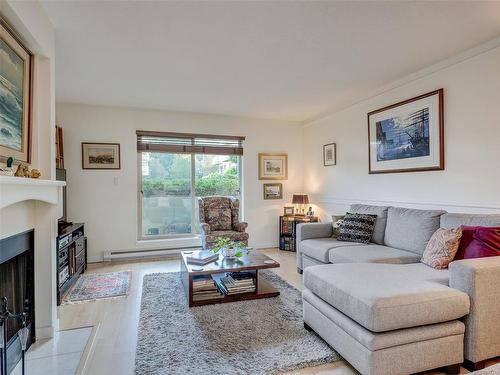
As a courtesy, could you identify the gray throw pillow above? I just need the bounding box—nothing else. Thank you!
[331,215,345,239]
[338,212,377,244]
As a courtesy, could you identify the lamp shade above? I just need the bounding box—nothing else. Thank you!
[292,194,309,205]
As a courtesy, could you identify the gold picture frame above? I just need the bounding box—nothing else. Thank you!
[0,19,33,163]
[258,153,288,180]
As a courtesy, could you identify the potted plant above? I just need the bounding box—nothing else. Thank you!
[212,237,245,259]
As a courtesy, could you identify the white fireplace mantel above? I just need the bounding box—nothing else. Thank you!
[0,176,66,209]
[0,175,66,340]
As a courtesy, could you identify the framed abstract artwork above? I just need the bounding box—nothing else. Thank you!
[258,153,288,180]
[368,89,444,174]
[323,143,336,166]
[0,19,33,163]
[82,142,121,169]
[263,183,283,200]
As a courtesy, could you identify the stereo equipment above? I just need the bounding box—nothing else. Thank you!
[56,223,87,305]
[58,233,72,249]
[58,266,69,287]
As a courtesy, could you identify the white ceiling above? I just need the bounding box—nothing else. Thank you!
[42,1,500,122]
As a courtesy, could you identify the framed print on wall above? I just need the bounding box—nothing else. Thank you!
[368,89,444,174]
[258,153,288,180]
[263,183,283,200]
[82,142,121,169]
[323,143,336,166]
[0,19,33,163]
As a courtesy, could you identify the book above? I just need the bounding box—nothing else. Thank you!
[186,251,219,265]
[214,275,256,295]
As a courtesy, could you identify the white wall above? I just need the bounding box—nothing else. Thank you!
[56,103,303,262]
[303,45,500,222]
[0,1,56,237]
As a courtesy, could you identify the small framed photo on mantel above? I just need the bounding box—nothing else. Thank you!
[323,143,336,166]
[82,142,121,170]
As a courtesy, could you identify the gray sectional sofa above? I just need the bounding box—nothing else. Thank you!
[297,205,500,375]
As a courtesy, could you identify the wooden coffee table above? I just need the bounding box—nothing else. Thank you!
[180,250,280,307]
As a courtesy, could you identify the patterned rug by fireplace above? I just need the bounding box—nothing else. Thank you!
[63,270,132,304]
[135,271,340,374]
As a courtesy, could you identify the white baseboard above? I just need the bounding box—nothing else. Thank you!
[102,247,197,262]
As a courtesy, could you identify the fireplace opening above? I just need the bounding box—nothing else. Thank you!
[0,230,35,374]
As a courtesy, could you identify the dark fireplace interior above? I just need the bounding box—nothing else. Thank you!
[0,230,35,374]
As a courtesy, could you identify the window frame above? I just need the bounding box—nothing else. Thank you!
[137,151,243,241]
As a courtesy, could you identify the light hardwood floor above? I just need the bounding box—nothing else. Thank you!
[59,248,498,375]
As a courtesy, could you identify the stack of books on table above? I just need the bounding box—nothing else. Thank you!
[185,250,219,265]
[215,272,256,295]
[192,275,222,301]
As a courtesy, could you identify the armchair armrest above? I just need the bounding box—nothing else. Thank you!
[233,222,248,232]
[296,223,332,242]
[200,222,211,234]
[449,256,500,363]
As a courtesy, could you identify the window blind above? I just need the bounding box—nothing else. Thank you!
[136,131,245,155]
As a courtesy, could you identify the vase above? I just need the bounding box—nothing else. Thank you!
[222,247,236,259]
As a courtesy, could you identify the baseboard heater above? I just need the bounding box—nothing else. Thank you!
[103,246,201,262]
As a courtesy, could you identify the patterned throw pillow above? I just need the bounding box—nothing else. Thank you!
[421,227,463,269]
[337,213,377,244]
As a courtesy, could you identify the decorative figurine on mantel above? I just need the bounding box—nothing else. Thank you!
[0,157,14,176]
[30,169,41,179]
[12,163,41,179]
[15,164,30,177]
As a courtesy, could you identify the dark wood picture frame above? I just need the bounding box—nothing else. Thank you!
[323,143,336,166]
[263,183,283,200]
[0,18,34,164]
[81,142,121,170]
[283,206,294,216]
[367,89,444,174]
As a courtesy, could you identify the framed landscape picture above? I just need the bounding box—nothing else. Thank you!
[323,143,336,166]
[263,183,283,200]
[258,153,288,180]
[0,19,33,163]
[368,89,444,174]
[82,142,121,169]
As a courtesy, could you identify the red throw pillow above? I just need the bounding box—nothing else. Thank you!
[458,227,500,260]
[454,226,481,260]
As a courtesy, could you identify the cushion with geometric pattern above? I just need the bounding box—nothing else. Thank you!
[337,212,377,244]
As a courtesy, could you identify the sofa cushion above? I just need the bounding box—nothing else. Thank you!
[350,204,390,245]
[384,207,446,255]
[421,227,463,269]
[440,213,500,229]
[329,244,421,264]
[303,263,469,332]
[303,289,465,351]
[299,238,361,263]
[459,227,500,260]
[204,230,249,243]
[338,213,377,244]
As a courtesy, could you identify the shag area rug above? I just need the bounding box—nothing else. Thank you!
[472,363,500,374]
[135,271,340,375]
[63,270,131,304]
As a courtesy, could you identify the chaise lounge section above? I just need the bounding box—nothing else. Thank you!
[298,205,500,374]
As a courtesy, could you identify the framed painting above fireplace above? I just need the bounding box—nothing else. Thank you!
[0,19,33,164]
[367,89,444,174]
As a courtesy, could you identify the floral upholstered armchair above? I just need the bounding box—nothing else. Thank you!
[198,196,249,250]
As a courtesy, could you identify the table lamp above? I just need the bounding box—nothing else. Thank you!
[292,194,309,216]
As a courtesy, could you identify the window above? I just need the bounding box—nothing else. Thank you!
[137,131,244,239]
